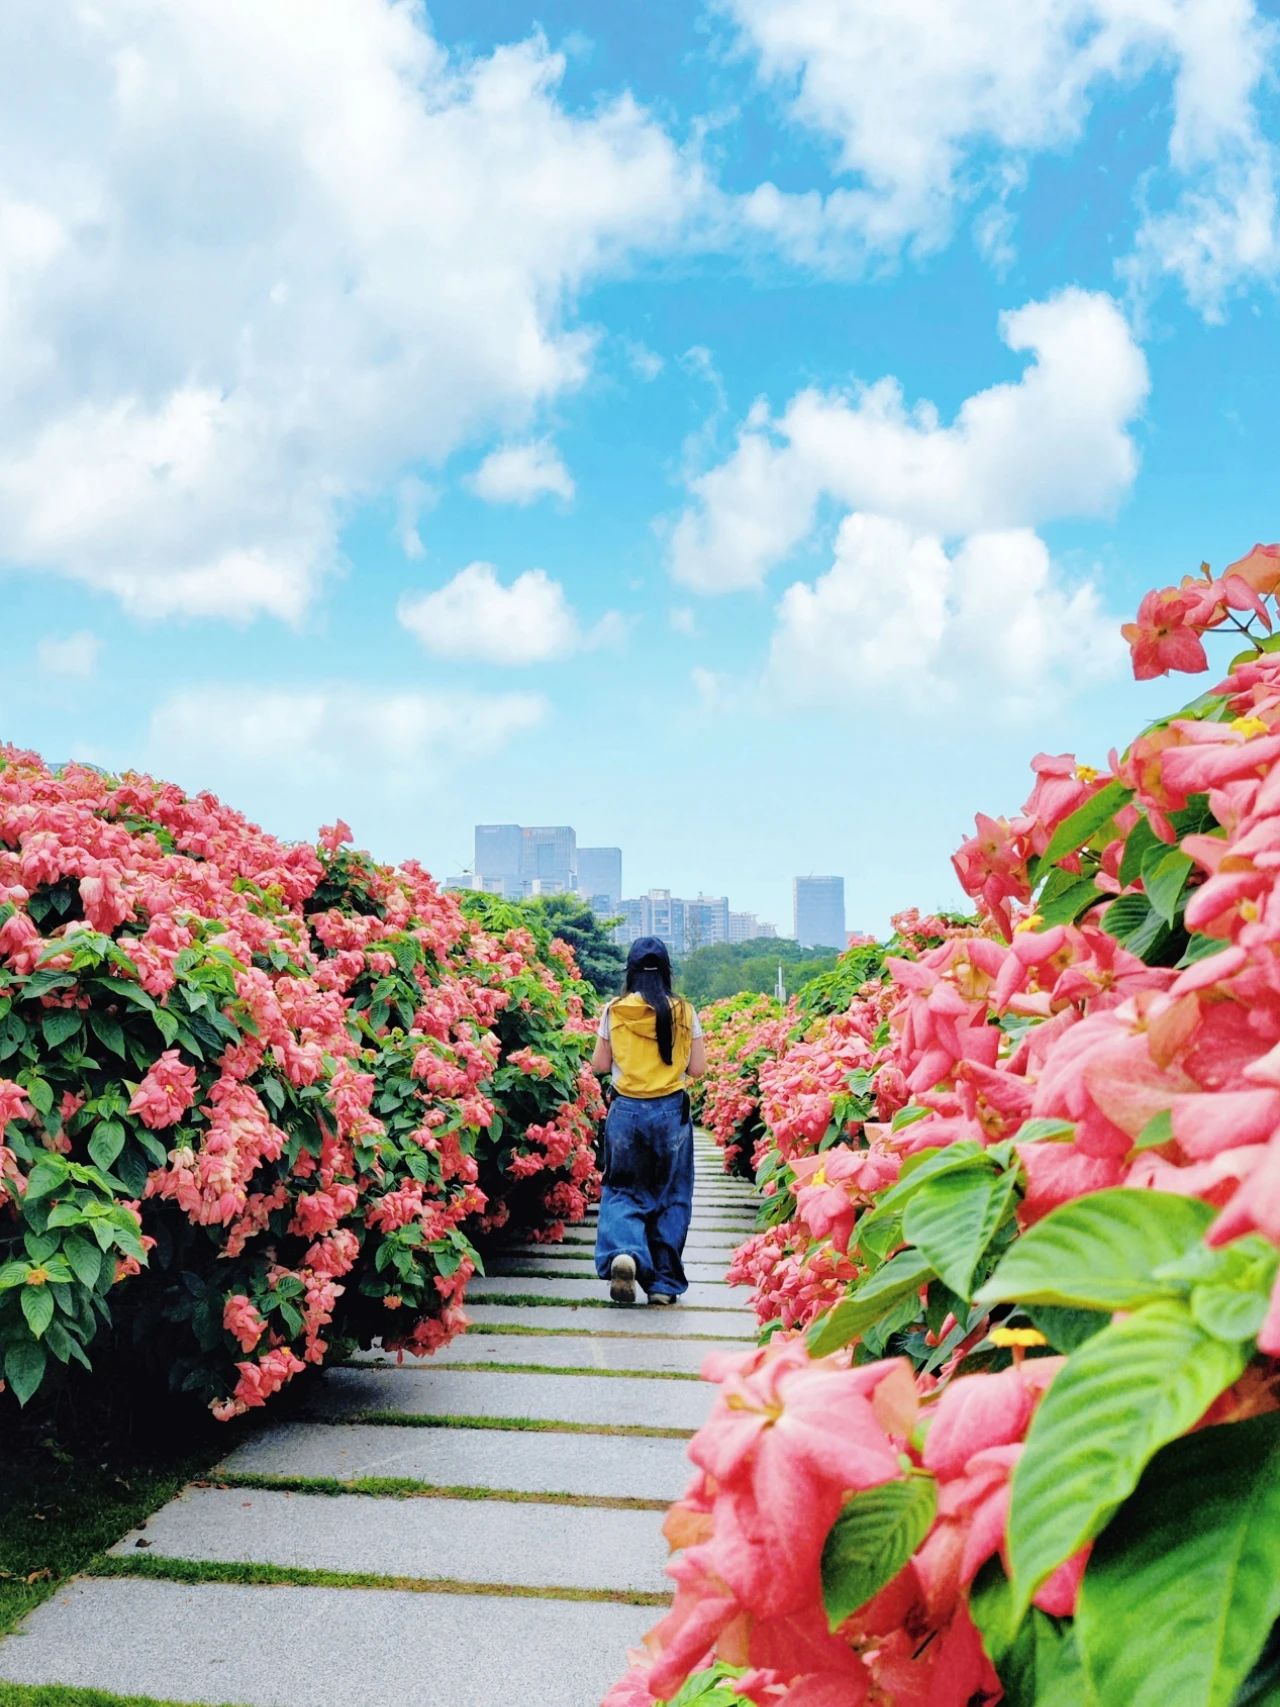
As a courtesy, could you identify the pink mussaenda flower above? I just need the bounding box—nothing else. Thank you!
[128,1049,198,1129]
[0,1079,34,1127]
[318,819,353,854]
[222,1293,268,1353]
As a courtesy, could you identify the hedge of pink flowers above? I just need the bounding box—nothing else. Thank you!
[609,545,1280,1707]
[0,752,600,1420]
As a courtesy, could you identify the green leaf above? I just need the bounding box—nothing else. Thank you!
[1025,1304,1107,1353]
[807,1249,932,1356]
[87,1119,126,1173]
[23,1156,69,1200]
[1134,1108,1174,1151]
[872,1141,990,1214]
[1037,876,1104,927]
[976,1189,1216,1314]
[1178,933,1227,968]
[24,1076,54,1116]
[1013,1117,1077,1144]
[88,1009,128,1058]
[1143,846,1195,927]
[63,1235,103,1291]
[21,1282,55,1338]
[0,1259,29,1290]
[821,1475,937,1627]
[41,1009,82,1049]
[1037,779,1134,872]
[1190,1282,1271,1344]
[3,1337,47,1405]
[1119,815,1166,888]
[969,1559,1087,1707]
[1076,1414,1280,1707]
[902,1167,1017,1301]
[1007,1299,1249,1616]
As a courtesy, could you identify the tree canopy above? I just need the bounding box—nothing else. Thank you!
[674,938,841,1006]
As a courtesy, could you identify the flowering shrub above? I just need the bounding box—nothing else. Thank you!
[0,754,598,1420]
[694,996,789,1180]
[611,546,1280,1707]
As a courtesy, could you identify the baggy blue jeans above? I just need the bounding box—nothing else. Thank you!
[594,1090,694,1298]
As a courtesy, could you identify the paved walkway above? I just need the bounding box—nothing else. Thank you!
[0,1135,757,1707]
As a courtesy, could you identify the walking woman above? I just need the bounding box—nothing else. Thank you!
[590,936,706,1306]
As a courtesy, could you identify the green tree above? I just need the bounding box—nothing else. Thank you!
[675,938,841,1006]
[523,893,627,998]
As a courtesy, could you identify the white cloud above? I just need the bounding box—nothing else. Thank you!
[671,289,1148,593]
[669,606,698,635]
[0,3,695,619]
[466,440,575,506]
[399,561,609,665]
[768,515,1121,712]
[36,629,100,679]
[148,684,547,793]
[692,665,728,706]
[621,337,665,381]
[725,0,1280,310]
[395,477,436,562]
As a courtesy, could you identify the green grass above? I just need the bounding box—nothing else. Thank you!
[316,1409,693,1439]
[90,1553,670,1608]
[0,1686,250,1707]
[0,1386,239,1639]
[206,1470,668,1512]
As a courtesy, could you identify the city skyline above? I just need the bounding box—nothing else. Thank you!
[464,819,835,946]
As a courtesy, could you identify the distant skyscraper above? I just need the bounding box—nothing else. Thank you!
[793,876,846,950]
[474,824,522,892]
[684,894,730,951]
[520,825,576,890]
[577,846,622,908]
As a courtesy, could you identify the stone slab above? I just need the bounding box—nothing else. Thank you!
[353,1330,746,1374]
[466,1275,734,1309]
[487,1257,733,1283]
[0,1576,657,1707]
[464,1302,756,1336]
[501,1239,744,1260]
[109,1485,671,1594]
[218,1417,694,1500]
[307,1364,713,1431]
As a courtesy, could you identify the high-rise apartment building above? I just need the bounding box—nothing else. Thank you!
[793,876,846,950]
[684,894,730,951]
[577,846,622,909]
[728,910,779,943]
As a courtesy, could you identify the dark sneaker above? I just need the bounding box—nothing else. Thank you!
[648,1293,679,1307]
[609,1254,637,1306]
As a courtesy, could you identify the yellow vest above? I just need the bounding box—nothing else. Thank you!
[608,992,694,1099]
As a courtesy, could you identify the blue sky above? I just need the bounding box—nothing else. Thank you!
[1,0,1278,933]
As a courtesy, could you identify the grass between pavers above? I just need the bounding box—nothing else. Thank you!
[203,1470,669,1512]
[0,1686,251,1707]
[0,1385,240,1640]
[89,1554,671,1609]
[309,1409,694,1439]
[336,1357,702,1381]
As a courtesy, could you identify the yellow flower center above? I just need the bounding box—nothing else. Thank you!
[25,1267,50,1287]
[989,1326,1048,1348]
[1231,715,1270,739]
[811,1166,828,1187]
[1014,914,1043,934]
[1074,764,1099,783]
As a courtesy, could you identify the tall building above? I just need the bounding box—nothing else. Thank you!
[728,910,779,943]
[684,894,730,951]
[793,876,846,950]
[577,846,622,909]
[520,825,576,890]
[474,824,522,892]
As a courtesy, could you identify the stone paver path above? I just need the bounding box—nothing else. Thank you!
[0,1134,757,1707]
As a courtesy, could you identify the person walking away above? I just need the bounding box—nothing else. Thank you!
[590,936,706,1306]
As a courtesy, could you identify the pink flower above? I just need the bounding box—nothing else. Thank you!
[128,1049,198,1129]
[223,1293,268,1353]
[1121,585,1210,680]
[318,820,353,854]
[0,1078,33,1128]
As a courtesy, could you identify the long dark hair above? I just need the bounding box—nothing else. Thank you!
[625,936,676,1065]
